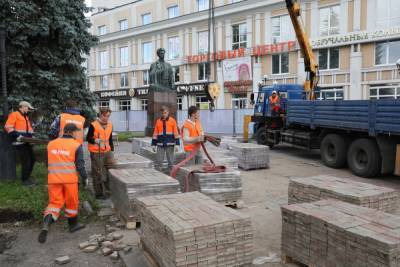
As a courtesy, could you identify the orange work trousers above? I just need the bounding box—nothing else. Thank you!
[44,183,79,220]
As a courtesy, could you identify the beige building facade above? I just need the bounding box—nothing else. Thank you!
[88,0,400,111]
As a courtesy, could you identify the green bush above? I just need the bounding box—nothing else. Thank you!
[116,131,144,142]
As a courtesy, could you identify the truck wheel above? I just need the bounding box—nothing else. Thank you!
[255,127,267,145]
[320,134,347,168]
[347,138,381,178]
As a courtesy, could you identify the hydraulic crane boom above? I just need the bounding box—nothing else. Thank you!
[285,0,318,100]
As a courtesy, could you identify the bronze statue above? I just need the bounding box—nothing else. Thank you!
[149,48,175,92]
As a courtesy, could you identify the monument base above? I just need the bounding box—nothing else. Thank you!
[145,90,177,137]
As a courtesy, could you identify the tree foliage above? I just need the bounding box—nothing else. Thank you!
[0,0,98,134]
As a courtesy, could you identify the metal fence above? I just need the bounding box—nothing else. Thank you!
[110,109,254,134]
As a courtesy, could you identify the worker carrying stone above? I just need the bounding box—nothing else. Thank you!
[86,107,115,200]
[151,106,180,172]
[38,123,87,243]
[4,101,36,186]
[181,106,204,165]
[269,90,281,116]
[49,99,86,145]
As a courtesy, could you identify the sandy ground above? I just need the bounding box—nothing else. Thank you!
[1,141,399,267]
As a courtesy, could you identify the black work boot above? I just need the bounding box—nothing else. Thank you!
[38,214,53,243]
[68,216,86,233]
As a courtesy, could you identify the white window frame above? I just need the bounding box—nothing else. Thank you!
[168,5,179,19]
[315,88,344,100]
[198,31,208,54]
[168,36,180,60]
[318,47,340,70]
[272,53,289,74]
[369,85,400,99]
[374,40,400,66]
[376,0,400,29]
[118,100,131,111]
[100,75,108,90]
[196,95,209,110]
[141,99,148,110]
[99,50,108,70]
[120,73,129,88]
[142,42,153,63]
[173,66,180,83]
[198,62,210,81]
[143,70,150,86]
[319,5,340,37]
[119,19,128,31]
[177,96,183,110]
[98,25,106,35]
[142,13,152,25]
[232,23,247,50]
[232,97,248,109]
[198,0,209,11]
[271,15,294,44]
[99,101,109,108]
[119,46,129,67]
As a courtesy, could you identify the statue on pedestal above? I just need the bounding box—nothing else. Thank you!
[149,48,175,92]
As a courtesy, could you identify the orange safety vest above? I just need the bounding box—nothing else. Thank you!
[87,120,113,153]
[152,117,179,146]
[59,113,85,144]
[269,95,280,107]
[4,111,34,135]
[47,138,80,184]
[182,119,203,152]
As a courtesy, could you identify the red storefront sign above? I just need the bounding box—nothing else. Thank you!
[186,41,296,64]
[224,80,253,93]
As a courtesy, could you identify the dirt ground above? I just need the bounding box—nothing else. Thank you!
[1,141,399,267]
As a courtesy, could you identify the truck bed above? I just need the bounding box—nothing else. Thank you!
[286,100,400,136]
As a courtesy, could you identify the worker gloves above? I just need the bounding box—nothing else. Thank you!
[16,135,23,142]
[197,135,205,143]
[95,138,104,146]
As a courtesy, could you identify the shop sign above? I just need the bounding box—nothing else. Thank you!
[176,83,207,93]
[97,89,129,99]
[311,27,400,48]
[224,80,253,93]
[185,41,296,64]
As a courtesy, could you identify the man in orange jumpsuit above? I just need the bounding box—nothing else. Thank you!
[182,106,205,165]
[38,123,87,243]
[269,90,281,115]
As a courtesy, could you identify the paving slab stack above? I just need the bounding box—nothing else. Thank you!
[139,146,186,165]
[228,143,270,170]
[175,165,242,203]
[108,168,180,222]
[288,175,399,213]
[281,199,400,267]
[206,149,239,169]
[112,153,154,169]
[132,137,152,154]
[219,136,240,150]
[136,192,253,267]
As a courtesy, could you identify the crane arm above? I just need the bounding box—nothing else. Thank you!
[285,0,318,100]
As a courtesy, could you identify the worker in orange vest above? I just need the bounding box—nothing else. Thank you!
[49,99,86,145]
[269,90,281,116]
[181,106,205,165]
[86,107,115,199]
[151,106,180,172]
[4,101,36,186]
[38,123,88,243]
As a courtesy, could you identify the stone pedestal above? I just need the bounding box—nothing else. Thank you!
[145,90,177,137]
[0,131,16,181]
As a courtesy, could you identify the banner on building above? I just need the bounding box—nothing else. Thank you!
[222,57,253,93]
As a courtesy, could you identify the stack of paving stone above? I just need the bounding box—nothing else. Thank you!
[136,192,253,267]
[288,175,399,213]
[175,165,242,203]
[219,136,241,149]
[112,153,154,169]
[139,146,186,164]
[108,168,180,222]
[281,199,400,267]
[207,149,239,169]
[228,143,270,170]
[131,137,152,154]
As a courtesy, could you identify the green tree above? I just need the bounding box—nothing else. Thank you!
[0,0,98,134]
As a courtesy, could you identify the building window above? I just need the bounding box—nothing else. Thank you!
[119,100,131,111]
[315,88,343,100]
[143,70,149,86]
[100,75,108,89]
[99,101,109,108]
[168,36,180,60]
[376,0,400,28]
[119,19,128,31]
[119,46,129,67]
[319,5,340,36]
[232,23,247,50]
[232,96,248,109]
[272,53,289,74]
[173,66,180,83]
[318,48,339,70]
[168,5,179,18]
[375,40,400,65]
[142,42,152,63]
[141,99,148,110]
[198,62,210,81]
[370,85,400,99]
[98,25,106,35]
[120,73,129,88]
[177,96,183,110]
[99,50,108,70]
[196,95,209,110]
[198,31,208,54]
[198,0,209,11]
[142,13,151,25]
[271,15,294,44]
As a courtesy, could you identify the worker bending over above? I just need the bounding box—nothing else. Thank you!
[182,106,204,165]
[4,101,36,186]
[86,107,115,200]
[49,99,86,145]
[151,106,180,172]
[38,123,87,243]
[269,90,280,116]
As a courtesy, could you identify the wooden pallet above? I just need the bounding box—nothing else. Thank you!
[113,208,140,229]
[139,240,159,267]
[281,254,315,267]
[221,199,244,209]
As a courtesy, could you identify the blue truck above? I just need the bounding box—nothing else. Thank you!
[252,84,400,178]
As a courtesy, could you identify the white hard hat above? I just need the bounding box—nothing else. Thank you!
[19,101,35,110]
[272,90,277,94]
